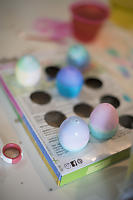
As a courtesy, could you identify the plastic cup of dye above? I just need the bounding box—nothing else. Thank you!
[70,1,110,42]
[110,0,133,29]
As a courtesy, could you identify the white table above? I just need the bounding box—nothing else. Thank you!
[0,1,129,199]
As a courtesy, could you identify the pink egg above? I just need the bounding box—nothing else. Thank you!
[89,103,119,140]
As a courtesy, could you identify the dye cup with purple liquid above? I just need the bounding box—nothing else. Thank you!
[70,1,110,42]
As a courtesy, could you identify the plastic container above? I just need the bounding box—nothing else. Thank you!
[70,1,109,42]
[110,0,133,29]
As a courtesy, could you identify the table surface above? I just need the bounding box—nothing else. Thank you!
[0,1,130,200]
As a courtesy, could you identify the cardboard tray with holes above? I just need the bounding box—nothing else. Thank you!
[0,61,132,186]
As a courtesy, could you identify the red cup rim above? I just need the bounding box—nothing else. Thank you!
[2,143,22,161]
[70,1,110,25]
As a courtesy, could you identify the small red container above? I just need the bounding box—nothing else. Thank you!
[70,1,109,42]
[2,143,22,164]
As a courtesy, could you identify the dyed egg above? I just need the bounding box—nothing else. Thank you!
[59,116,90,151]
[56,66,83,98]
[16,55,41,87]
[67,44,90,70]
[89,103,119,140]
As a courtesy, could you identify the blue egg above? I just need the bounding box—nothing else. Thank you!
[67,44,90,70]
[59,116,90,151]
[56,66,83,98]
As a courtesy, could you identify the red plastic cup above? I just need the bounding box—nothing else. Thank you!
[70,1,110,42]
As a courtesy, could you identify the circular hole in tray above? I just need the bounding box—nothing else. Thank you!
[119,115,133,129]
[44,111,66,127]
[4,147,20,159]
[45,65,60,79]
[73,103,93,118]
[84,77,103,89]
[100,95,120,108]
[30,91,51,105]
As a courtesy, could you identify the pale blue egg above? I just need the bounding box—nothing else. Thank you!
[67,44,90,69]
[59,116,90,151]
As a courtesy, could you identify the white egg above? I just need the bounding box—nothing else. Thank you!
[59,116,90,151]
